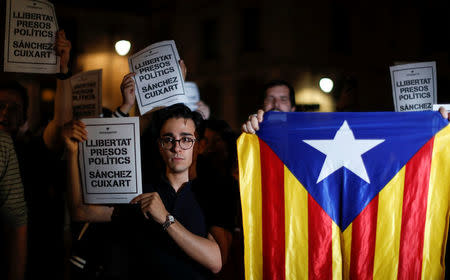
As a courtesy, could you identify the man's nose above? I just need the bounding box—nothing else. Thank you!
[172,140,183,152]
[274,98,281,108]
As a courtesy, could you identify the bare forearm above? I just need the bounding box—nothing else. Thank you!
[44,79,72,151]
[210,226,232,265]
[66,151,112,222]
[166,222,222,273]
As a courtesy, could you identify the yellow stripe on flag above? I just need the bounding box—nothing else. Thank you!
[284,167,308,279]
[342,224,352,279]
[373,167,405,279]
[422,125,450,279]
[332,222,343,280]
[237,134,263,280]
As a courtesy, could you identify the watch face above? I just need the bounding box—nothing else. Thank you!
[168,215,175,222]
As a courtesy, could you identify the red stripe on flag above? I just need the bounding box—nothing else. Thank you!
[350,195,378,280]
[308,194,332,279]
[259,139,285,280]
[398,137,434,279]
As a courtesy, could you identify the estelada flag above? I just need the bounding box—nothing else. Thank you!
[237,111,450,280]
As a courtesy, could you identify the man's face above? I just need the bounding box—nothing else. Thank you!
[200,128,227,160]
[263,85,295,112]
[0,90,25,134]
[159,117,196,175]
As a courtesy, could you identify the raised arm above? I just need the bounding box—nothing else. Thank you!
[43,30,73,151]
[63,120,114,222]
[131,192,222,273]
[114,72,136,117]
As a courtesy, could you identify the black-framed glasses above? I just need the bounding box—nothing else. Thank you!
[159,136,197,150]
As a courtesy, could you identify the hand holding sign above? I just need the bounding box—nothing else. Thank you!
[55,30,71,74]
[131,192,168,223]
[78,117,142,204]
[128,40,187,115]
[62,120,87,154]
[119,72,137,115]
[4,0,60,73]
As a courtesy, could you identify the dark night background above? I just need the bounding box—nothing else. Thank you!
[2,0,450,130]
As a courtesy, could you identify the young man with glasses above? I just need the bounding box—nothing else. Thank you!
[64,103,221,279]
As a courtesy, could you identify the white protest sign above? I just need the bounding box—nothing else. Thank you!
[390,61,437,112]
[4,0,60,73]
[129,40,187,115]
[78,117,142,204]
[71,69,103,119]
[433,104,450,111]
[184,81,200,111]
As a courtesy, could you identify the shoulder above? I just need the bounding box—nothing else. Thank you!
[0,131,14,147]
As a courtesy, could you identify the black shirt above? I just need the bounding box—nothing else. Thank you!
[109,176,212,280]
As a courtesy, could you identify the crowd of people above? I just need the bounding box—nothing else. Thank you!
[1,29,450,280]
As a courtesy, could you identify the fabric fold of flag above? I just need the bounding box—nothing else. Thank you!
[238,111,450,280]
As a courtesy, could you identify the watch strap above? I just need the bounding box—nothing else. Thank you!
[162,214,175,231]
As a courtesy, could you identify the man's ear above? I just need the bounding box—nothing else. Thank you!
[290,105,296,112]
[158,143,164,154]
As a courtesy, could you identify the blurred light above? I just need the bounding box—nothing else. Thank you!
[319,78,334,93]
[296,88,334,112]
[41,88,55,102]
[115,40,131,56]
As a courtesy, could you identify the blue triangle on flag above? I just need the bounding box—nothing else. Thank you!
[257,111,448,230]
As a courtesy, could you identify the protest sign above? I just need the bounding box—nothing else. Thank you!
[78,117,142,204]
[3,0,60,73]
[129,40,187,115]
[390,61,437,112]
[184,81,200,111]
[71,69,103,119]
[433,104,450,111]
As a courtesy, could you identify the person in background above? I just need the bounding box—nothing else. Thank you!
[241,79,296,134]
[0,130,28,280]
[0,29,73,280]
[192,119,243,279]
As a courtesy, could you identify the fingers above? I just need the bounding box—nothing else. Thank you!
[123,72,136,80]
[121,80,135,91]
[130,193,147,204]
[257,109,265,122]
[71,127,88,142]
[55,29,71,57]
[241,123,248,133]
[250,115,260,131]
[242,120,256,134]
[57,29,66,39]
[130,192,165,221]
[55,30,69,46]
[63,120,87,142]
[121,73,136,92]
[179,59,187,80]
[242,110,264,134]
[439,106,449,120]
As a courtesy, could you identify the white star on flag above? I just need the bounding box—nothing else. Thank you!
[303,120,385,184]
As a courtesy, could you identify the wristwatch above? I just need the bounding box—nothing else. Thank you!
[162,214,175,231]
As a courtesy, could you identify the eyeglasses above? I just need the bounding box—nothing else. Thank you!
[159,136,197,150]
